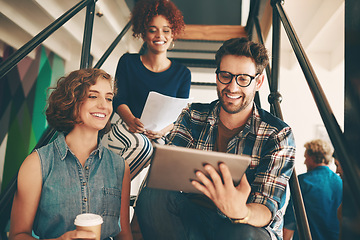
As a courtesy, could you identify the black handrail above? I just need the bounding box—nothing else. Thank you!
[0,0,94,80]
[272,0,360,206]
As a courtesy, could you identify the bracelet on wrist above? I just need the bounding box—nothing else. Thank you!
[228,208,251,224]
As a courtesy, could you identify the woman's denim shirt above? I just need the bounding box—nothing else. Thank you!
[33,133,125,239]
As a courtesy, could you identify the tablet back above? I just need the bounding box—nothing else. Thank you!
[146,144,251,193]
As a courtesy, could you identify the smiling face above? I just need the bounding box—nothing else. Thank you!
[143,15,173,53]
[77,77,113,133]
[217,55,263,115]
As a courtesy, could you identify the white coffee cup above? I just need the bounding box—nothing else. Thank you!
[74,213,103,240]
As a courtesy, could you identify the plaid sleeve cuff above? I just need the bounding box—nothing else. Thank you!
[249,193,278,219]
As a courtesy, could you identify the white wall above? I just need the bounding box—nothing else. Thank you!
[275,56,344,174]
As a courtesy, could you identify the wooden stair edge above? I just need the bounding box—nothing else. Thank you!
[178,24,248,41]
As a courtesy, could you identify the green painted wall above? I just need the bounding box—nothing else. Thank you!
[0,45,64,192]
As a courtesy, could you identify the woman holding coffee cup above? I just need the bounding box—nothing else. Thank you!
[9,69,133,240]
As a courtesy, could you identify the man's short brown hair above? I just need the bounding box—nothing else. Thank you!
[215,37,269,74]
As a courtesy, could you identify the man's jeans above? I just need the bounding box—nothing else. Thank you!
[135,187,270,240]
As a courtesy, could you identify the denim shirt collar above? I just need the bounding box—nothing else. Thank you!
[54,132,104,161]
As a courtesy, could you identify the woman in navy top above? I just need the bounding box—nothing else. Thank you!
[107,0,191,180]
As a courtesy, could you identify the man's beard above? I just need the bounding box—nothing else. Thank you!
[217,88,253,114]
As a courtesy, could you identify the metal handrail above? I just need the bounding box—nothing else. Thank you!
[0,0,94,80]
[272,0,360,205]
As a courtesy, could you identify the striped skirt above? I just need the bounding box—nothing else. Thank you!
[106,118,164,180]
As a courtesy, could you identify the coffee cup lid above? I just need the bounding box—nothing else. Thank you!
[74,213,103,226]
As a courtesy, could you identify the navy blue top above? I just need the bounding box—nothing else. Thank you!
[113,53,191,118]
[284,166,342,240]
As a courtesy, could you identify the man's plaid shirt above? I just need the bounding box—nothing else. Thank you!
[166,100,296,240]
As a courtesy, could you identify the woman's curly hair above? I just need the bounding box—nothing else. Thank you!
[131,0,185,39]
[46,68,115,136]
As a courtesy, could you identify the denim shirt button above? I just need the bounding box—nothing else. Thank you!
[83,197,87,202]
[82,182,87,186]
[85,166,89,170]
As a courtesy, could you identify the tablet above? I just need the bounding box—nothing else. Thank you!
[146,144,251,194]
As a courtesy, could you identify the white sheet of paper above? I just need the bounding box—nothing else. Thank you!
[140,91,192,131]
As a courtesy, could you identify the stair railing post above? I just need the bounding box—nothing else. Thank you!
[270,1,312,240]
[80,0,97,69]
[269,2,283,118]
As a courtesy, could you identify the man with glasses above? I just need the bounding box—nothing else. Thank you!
[135,37,296,240]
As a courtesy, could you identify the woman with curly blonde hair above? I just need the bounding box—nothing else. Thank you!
[107,0,191,180]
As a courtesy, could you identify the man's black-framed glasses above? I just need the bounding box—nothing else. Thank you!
[216,70,259,87]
